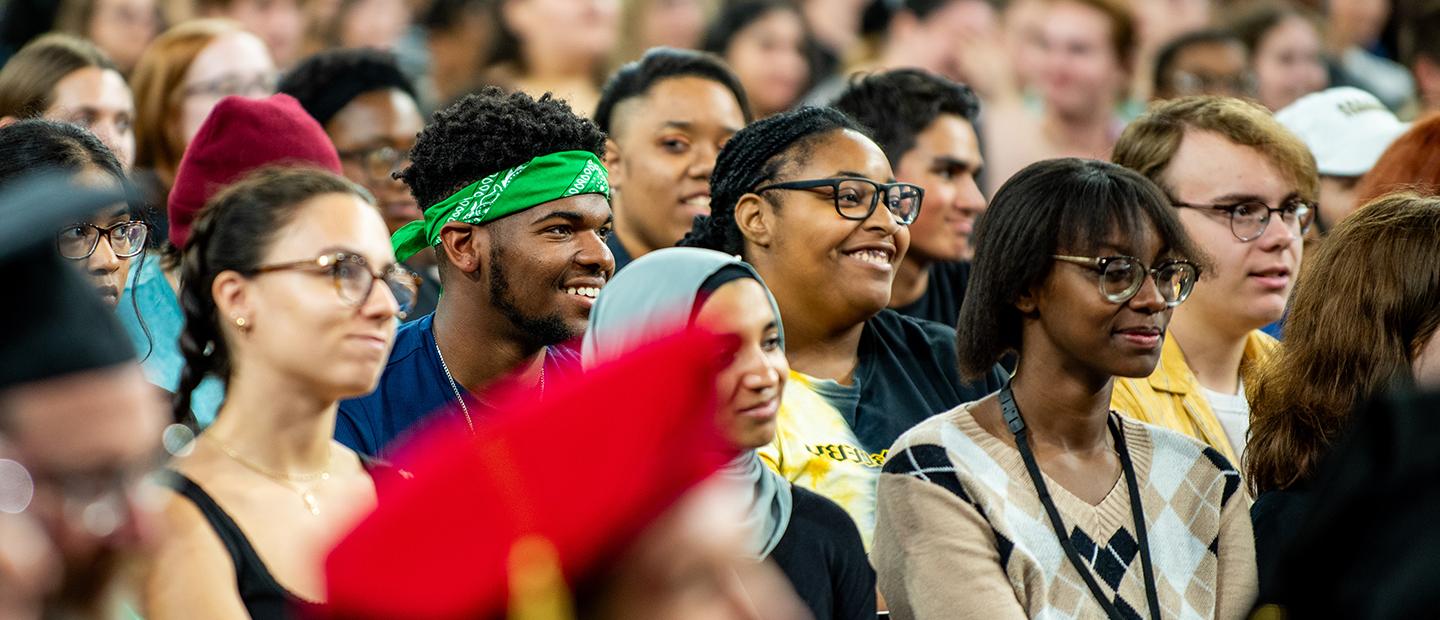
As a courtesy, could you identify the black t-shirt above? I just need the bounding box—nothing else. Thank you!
[1252,483,1312,599]
[837,310,1004,454]
[769,486,876,620]
[892,261,971,328]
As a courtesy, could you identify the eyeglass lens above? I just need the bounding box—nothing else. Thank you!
[332,256,418,314]
[1099,258,1196,305]
[1229,201,1313,241]
[833,180,921,223]
[57,222,148,260]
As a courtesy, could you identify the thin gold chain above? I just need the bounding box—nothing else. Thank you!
[204,434,332,515]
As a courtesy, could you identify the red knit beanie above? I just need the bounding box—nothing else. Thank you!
[166,93,342,248]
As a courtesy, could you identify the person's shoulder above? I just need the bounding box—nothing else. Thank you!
[869,309,957,347]
[930,260,971,282]
[790,486,864,539]
[880,404,972,469]
[1124,416,1242,497]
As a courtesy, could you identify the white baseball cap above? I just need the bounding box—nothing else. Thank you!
[1274,87,1409,178]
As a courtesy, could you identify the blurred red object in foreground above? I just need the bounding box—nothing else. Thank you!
[321,328,738,619]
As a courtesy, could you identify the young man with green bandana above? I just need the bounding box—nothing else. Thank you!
[336,87,615,457]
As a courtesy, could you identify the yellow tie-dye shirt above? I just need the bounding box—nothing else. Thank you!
[759,371,885,549]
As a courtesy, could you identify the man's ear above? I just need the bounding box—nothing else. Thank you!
[602,137,624,190]
[734,193,774,248]
[437,222,489,277]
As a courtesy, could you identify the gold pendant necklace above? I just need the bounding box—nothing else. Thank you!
[205,434,333,516]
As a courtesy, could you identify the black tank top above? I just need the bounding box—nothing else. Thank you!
[163,472,305,619]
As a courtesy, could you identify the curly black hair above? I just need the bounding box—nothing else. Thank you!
[277,48,419,128]
[594,47,753,135]
[830,68,980,166]
[398,86,606,210]
[678,106,867,257]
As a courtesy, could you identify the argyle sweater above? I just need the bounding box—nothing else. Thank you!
[873,403,1256,620]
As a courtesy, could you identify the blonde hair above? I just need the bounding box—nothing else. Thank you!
[129,18,242,177]
[1113,96,1318,201]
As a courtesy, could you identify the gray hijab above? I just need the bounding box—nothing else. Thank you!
[581,247,793,559]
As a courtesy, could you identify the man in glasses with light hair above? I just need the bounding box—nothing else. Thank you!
[1110,95,1315,467]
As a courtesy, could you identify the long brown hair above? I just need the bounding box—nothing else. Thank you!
[1247,192,1440,495]
[130,19,240,178]
[1353,114,1440,207]
[0,33,117,120]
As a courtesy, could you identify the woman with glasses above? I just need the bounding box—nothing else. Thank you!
[873,158,1256,619]
[0,119,147,309]
[681,106,1004,548]
[131,19,276,222]
[143,166,418,619]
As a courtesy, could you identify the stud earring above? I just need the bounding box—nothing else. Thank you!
[233,315,250,332]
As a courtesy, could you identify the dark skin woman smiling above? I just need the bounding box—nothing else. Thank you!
[873,158,1257,619]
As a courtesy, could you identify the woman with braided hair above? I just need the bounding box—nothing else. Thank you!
[680,106,1004,548]
[143,167,420,619]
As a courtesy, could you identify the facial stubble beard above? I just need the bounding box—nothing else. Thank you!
[488,242,578,349]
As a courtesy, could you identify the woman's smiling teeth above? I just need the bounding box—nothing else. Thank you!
[846,249,893,265]
[565,286,601,299]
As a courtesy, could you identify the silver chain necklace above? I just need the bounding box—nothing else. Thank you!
[435,340,544,433]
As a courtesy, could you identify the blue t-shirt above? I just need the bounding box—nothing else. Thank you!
[335,313,581,457]
[116,257,225,426]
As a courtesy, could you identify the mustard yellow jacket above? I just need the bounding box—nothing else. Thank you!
[1110,330,1278,467]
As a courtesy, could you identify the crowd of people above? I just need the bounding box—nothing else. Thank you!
[1,0,1439,616]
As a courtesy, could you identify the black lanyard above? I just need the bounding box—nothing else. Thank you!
[998,384,1163,620]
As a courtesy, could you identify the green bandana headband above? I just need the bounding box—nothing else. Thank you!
[391,150,611,262]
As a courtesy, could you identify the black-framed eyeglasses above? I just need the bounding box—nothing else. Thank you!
[337,145,409,185]
[1052,254,1200,307]
[1172,198,1313,242]
[56,221,149,260]
[248,252,421,318]
[755,177,924,225]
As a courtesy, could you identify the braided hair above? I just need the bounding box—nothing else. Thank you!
[678,106,867,257]
[173,166,372,426]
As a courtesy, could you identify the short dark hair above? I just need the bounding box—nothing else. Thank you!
[398,86,607,211]
[0,118,126,191]
[1399,3,1440,69]
[902,0,985,20]
[830,68,979,166]
[277,48,419,128]
[594,47,754,135]
[956,158,1205,379]
[1152,28,1243,96]
[678,106,868,256]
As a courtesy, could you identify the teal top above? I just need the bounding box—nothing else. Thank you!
[116,256,225,426]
